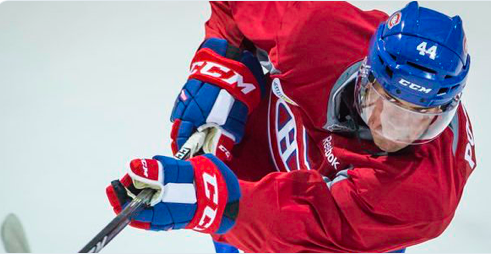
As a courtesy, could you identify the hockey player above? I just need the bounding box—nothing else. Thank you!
[105,1,476,253]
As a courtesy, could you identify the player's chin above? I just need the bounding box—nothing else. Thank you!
[372,131,409,153]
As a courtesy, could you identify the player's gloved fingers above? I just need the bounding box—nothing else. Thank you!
[171,140,178,155]
[170,79,209,122]
[202,127,235,161]
[183,79,205,97]
[124,203,153,230]
[151,203,175,227]
[181,98,207,126]
[194,83,221,116]
[148,224,173,231]
[127,159,165,206]
[129,220,151,230]
[170,88,193,122]
[170,119,196,152]
[130,208,154,223]
[166,203,197,230]
[152,155,195,184]
[170,120,179,154]
[215,134,234,162]
[170,83,207,132]
[177,84,220,129]
[221,99,248,143]
[106,180,132,214]
[105,184,122,214]
[119,173,145,199]
[128,159,162,183]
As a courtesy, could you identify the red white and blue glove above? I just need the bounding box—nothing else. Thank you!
[170,38,265,161]
[106,154,241,234]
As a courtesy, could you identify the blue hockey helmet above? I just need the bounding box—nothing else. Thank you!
[355,1,471,150]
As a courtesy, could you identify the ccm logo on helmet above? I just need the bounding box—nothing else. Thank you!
[194,172,219,231]
[399,79,432,94]
[190,61,256,95]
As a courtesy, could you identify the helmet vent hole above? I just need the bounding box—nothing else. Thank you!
[438,88,449,95]
[368,72,376,83]
[385,66,393,78]
[451,84,459,90]
[445,75,454,79]
[406,61,436,74]
[378,55,385,65]
[389,53,397,61]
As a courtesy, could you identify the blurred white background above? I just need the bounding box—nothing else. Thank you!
[0,1,489,253]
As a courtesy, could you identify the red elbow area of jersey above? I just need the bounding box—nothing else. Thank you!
[188,48,261,113]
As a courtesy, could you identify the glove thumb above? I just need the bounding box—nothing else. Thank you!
[201,125,235,162]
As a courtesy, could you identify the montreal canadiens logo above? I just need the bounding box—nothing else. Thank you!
[388,12,402,29]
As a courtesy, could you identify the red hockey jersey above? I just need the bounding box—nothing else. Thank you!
[200,2,476,252]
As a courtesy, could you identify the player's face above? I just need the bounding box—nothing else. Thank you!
[362,82,441,152]
[355,58,461,152]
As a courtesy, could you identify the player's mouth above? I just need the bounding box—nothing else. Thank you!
[368,117,409,153]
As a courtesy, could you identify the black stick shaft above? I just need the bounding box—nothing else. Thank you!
[79,188,154,253]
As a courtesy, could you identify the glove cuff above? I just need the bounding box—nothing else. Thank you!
[185,154,241,234]
[188,46,262,113]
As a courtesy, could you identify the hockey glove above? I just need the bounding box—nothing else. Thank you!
[106,154,241,234]
[170,38,265,161]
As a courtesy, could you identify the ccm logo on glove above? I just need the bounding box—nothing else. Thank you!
[185,156,230,233]
[190,60,256,95]
[194,172,219,230]
[188,48,261,111]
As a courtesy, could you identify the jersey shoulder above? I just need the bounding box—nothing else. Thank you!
[338,104,476,223]
[270,2,388,130]
[275,1,388,77]
[445,103,476,177]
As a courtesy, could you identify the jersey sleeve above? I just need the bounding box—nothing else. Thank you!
[213,169,445,252]
[204,2,244,48]
[204,1,289,51]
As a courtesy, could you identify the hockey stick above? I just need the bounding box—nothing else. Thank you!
[79,188,155,253]
[1,213,31,253]
[79,130,208,253]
